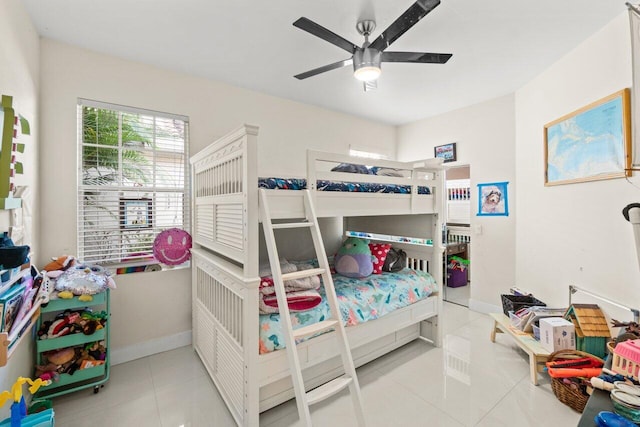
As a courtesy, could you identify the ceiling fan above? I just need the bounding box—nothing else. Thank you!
[293,0,452,91]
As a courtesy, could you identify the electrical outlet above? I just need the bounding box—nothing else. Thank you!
[474,225,482,235]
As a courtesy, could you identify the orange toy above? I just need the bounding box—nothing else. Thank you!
[547,367,603,379]
[42,255,74,272]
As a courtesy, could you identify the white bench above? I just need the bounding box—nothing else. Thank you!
[489,312,550,385]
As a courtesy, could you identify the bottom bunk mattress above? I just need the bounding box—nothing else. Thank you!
[258,268,438,354]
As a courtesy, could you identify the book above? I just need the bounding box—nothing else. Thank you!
[0,282,26,333]
[8,316,32,350]
[10,276,36,335]
[0,268,29,298]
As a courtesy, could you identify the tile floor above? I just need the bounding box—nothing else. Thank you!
[444,283,470,307]
[52,303,580,426]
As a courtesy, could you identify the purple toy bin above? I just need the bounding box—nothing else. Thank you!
[447,268,467,288]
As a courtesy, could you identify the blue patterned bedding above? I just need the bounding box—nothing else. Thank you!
[258,177,431,195]
[258,268,437,354]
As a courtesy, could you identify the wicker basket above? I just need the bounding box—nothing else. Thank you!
[547,349,605,413]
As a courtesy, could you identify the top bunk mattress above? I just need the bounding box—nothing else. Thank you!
[259,177,431,195]
[258,268,437,354]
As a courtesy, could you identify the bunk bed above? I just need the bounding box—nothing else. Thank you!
[446,178,471,225]
[190,125,446,427]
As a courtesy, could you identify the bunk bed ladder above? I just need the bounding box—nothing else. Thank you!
[259,189,366,427]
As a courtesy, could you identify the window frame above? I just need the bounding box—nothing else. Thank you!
[77,98,190,267]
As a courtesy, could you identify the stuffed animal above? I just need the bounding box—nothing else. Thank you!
[34,364,60,383]
[74,349,96,369]
[46,317,72,339]
[334,237,375,278]
[86,341,107,361]
[44,347,75,366]
[37,255,77,304]
[54,263,116,302]
[37,309,106,341]
[42,255,75,273]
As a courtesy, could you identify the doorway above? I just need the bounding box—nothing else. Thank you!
[444,165,471,307]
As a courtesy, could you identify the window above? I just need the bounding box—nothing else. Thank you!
[348,144,390,160]
[77,99,189,265]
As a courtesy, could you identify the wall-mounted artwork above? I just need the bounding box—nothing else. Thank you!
[477,182,509,216]
[544,89,631,186]
[0,95,29,209]
[434,143,457,163]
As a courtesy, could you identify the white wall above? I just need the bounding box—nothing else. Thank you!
[397,94,516,311]
[0,0,39,417]
[39,39,396,356]
[515,12,637,312]
[0,1,39,251]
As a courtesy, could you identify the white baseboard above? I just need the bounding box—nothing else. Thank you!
[468,298,501,314]
[110,330,192,365]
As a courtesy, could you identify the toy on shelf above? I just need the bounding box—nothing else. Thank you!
[0,377,54,427]
[41,256,75,274]
[36,308,106,340]
[54,263,115,302]
[37,256,116,303]
[34,288,110,398]
[36,340,106,381]
[37,255,75,304]
[612,339,640,380]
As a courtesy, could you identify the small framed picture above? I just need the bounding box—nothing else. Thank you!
[477,182,509,216]
[434,143,457,163]
[120,198,152,229]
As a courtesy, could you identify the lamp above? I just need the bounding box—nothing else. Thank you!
[353,48,381,82]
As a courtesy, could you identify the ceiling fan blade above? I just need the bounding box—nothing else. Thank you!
[363,80,377,92]
[369,0,441,52]
[381,51,452,63]
[293,17,358,54]
[294,58,354,80]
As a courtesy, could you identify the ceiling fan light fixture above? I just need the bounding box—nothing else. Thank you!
[353,48,381,81]
[354,66,381,82]
[292,0,451,90]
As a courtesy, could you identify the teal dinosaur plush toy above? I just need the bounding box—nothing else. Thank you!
[334,237,375,278]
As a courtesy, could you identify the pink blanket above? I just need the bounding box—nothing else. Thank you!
[259,290,323,314]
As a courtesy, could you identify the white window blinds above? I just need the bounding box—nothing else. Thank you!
[77,99,190,265]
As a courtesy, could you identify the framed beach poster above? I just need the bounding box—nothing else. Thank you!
[544,89,631,186]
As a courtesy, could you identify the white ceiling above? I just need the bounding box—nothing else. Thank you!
[22,0,626,125]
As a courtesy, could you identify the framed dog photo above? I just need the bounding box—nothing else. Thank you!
[434,143,457,163]
[477,182,509,216]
